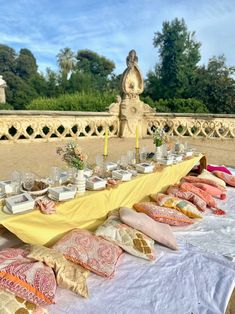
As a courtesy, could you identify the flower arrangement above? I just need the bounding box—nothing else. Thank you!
[57,142,88,170]
[153,127,168,147]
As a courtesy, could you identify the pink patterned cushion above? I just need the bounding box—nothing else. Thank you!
[53,229,123,278]
[119,207,178,250]
[207,165,232,175]
[191,183,226,200]
[133,202,193,226]
[213,171,235,187]
[180,182,217,208]
[182,175,226,191]
[0,248,56,306]
[167,185,207,212]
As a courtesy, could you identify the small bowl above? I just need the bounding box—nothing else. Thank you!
[21,181,49,197]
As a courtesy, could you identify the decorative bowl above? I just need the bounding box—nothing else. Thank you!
[21,180,49,196]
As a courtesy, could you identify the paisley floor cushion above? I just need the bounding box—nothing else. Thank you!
[0,248,56,306]
[52,229,122,278]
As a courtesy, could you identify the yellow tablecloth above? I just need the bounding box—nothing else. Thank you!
[0,156,202,246]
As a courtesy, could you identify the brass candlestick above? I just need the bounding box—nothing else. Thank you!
[103,154,108,163]
[135,147,140,164]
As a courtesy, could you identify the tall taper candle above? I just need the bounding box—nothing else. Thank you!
[104,128,108,156]
[135,126,139,149]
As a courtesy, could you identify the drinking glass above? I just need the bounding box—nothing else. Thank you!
[95,155,103,167]
[120,155,128,168]
[49,167,61,186]
[140,147,148,161]
[22,173,35,191]
[11,171,22,194]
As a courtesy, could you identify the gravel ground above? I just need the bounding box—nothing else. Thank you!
[0,137,234,180]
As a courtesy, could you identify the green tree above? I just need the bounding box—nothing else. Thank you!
[76,49,115,78]
[0,45,16,73]
[57,47,76,80]
[3,71,38,109]
[193,55,235,113]
[16,48,38,80]
[146,18,201,100]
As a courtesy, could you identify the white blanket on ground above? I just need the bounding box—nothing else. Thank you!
[47,181,235,314]
[174,187,235,261]
[47,241,235,314]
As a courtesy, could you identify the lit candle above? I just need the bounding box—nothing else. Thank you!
[135,126,139,149]
[104,128,108,156]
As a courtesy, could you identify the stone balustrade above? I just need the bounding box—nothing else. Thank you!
[145,113,235,139]
[0,111,119,142]
[0,110,235,143]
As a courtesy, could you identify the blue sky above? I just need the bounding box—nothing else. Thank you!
[0,0,235,76]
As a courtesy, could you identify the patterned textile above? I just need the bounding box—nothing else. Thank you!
[198,170,226,188]
[213,171,235,187]
[182,175,226,191]
[119,207,178,250]
[36,197,56,214]
[180,182,226,215]
[95,214,156,261]
[150,193,203,219]
[0,288,48,314]
[27,245,89,298]
[0,248,56,306]
[191,183,226,200]
[53,229,122,278]
[180,182,217,208]
[167,185,207,212]
[133,202,193,226]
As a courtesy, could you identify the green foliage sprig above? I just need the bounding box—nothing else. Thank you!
[153,128,168,147]
[57,142,88,170]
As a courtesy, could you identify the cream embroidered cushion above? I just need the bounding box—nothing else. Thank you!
[27,245,89,298]
[198,169,226,188]
[52,229,123,278]
[119,207,178,250]
[95,214,156,261]
[0,288,49,314]
[150,193,203,219]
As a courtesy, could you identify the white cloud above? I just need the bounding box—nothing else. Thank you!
[0,0,235,76]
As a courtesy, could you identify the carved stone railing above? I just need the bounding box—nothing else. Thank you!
[0,111,119,142]
[0,111,235,143]
[145,113,235,139]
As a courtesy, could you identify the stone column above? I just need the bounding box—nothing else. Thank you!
[0,75,7,104]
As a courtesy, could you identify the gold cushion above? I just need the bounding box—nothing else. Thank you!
[0,288,49,314]
[27,245,89,298]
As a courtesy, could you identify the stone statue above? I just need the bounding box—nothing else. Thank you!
[0,75,7,104]
[121,49,144,100]
[108,50,156,137]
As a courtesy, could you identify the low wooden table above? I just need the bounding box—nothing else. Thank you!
[0,155,202,246]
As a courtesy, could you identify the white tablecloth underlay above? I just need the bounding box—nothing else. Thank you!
[47,241,235,314]
[173,187,235,261]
